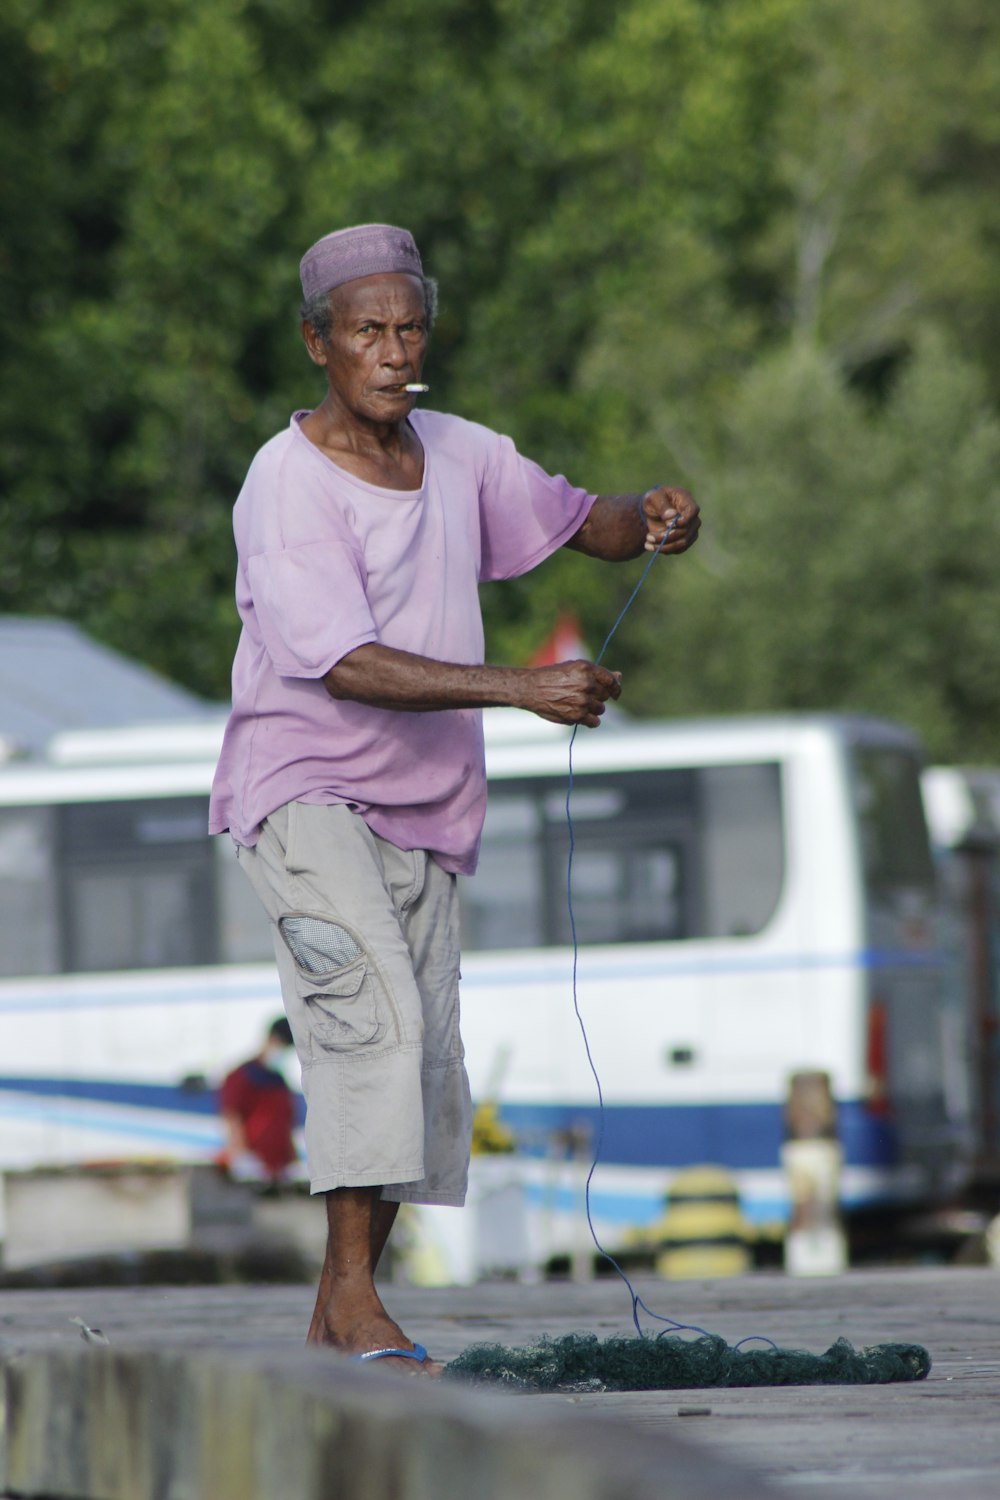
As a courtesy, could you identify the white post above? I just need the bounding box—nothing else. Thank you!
[782,1071,848,1276]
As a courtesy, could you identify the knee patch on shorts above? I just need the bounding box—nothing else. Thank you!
[280,914,363,971]
[278,913,384,1051]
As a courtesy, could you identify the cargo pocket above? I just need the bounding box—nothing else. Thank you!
[278,913,382,1050]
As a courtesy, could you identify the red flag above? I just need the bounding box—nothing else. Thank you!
[528,612,589,666]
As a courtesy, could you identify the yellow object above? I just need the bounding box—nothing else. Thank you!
[470,1101,516,1155]
[650,1165,752,1279]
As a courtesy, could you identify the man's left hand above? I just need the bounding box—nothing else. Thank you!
[640,486,700,554]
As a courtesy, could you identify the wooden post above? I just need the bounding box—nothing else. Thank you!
[781,1070,848,1276]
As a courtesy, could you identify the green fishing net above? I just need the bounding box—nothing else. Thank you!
[444,1332,931,1393]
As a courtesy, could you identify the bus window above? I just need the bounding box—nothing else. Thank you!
[58,799,217,972]
[216,837,278,963]
[460,793,544,951]
[0,806,60,977]
[66,865,209,971]
[852,749,935,895]
[550,838,686,945]
[701,763,784,937]
[463,763,784,950]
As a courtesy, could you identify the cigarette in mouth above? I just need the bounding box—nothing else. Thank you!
[404,383,429,393]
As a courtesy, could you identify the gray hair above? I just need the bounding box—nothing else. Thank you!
[301,276,438,342]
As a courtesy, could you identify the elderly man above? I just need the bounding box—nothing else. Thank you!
[209,223,699,1374]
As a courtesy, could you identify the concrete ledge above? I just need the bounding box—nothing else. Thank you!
[1,1342,782,1500]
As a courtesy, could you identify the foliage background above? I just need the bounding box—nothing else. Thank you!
[2,0,998,759]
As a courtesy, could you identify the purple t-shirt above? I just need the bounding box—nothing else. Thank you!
[208,409,594,873]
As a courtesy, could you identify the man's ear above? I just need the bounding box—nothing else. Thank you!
[302,321,328,367]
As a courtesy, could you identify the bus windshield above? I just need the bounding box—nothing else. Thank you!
[461,762,785,950]
[851,747,936,896]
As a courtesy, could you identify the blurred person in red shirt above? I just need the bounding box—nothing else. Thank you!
[219,1017,299,1182]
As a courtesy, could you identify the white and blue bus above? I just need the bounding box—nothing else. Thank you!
[0,711,973,1250]
[921,763,1000,1184]
[0,722,288,1170]
[460,710,970,1248]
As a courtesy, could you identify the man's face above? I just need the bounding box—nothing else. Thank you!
[306,272,428,423]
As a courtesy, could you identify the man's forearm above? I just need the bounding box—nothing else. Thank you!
[323,644,531,713]
[322,643,622,728]
[566,493,646,560]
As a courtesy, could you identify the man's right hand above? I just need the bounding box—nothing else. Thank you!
[324,641,621,724]
[518,660,622,728]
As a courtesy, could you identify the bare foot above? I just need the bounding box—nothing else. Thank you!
[307,1308,442,1376]
[305,1187,441,1374]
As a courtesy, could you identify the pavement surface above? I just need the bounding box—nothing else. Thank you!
[1,1265,998,1497]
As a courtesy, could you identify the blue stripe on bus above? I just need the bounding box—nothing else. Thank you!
[521,1182,795,1228]
[0,1076,306,1126]
[0,1096,222,1149]
[0,981,282,1016]
[0,1080,909,1225]
[0,1078,893,1176]
[519,1181,888,1228]
[0,1086,893,1176]
[462,948,945,987]
[491,1099,898,1172]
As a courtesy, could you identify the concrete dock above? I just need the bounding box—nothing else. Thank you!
[1,1266,998,1498]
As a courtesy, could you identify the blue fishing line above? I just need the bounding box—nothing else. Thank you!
[564,513,777,1352]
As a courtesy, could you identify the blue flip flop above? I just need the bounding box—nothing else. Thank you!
[350,1342,430,1365]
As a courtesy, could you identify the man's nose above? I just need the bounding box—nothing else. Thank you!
[381,331,408,365]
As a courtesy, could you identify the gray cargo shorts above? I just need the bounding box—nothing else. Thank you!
[237,801,472,1204]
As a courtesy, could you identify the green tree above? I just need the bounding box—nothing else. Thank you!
[621,332,1000,762]
[0,0,313,692]
[757,0,1000,395]
[1,0,998,765]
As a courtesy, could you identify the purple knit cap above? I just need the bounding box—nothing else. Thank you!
[299,223,423,301]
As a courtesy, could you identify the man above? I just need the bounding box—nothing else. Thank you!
[219,1016,299,1182]
[209,223,700,1374]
